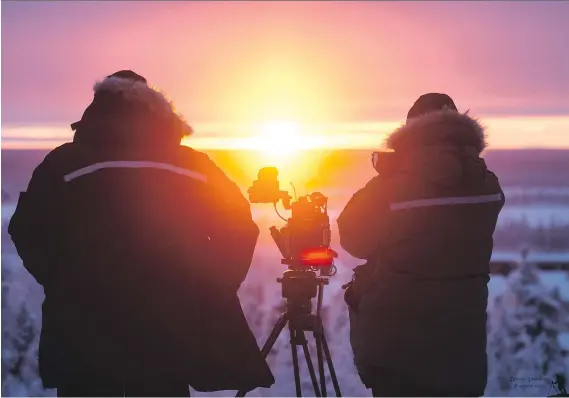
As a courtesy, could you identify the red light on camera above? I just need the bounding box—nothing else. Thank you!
[299,248,337,267]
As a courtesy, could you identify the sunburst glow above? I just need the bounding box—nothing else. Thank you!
[242,120,326,185]
[253,121,303,157]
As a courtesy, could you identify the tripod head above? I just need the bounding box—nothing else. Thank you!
[277,269,330,317]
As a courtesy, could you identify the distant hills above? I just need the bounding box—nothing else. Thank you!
[483,149,569,187]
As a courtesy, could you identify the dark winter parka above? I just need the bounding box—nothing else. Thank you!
[338,110,504,395]
[8,73,275,392]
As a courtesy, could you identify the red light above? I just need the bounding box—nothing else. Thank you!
[299,248,337,267]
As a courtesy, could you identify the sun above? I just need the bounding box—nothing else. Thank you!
[253,121,303,158]
[244,120,326,184]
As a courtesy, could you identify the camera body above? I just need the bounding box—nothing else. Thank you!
[248,167,292,208]
[248,167,337,277]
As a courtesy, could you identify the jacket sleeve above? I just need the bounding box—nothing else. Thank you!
[203,158,260,291]
[8,150,65,286]
[337,175,389,260]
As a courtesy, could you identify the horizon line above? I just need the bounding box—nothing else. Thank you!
[2,143,569,151]
[3,115,569,150]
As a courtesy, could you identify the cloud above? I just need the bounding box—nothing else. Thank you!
[1,1,568,126]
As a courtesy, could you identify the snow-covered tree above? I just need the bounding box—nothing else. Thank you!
[486,250,568,396]
[1,258,48,397]
[2,301,43,396]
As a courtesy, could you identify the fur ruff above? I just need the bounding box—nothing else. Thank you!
[93,76,192,135]
[385,110,487,154]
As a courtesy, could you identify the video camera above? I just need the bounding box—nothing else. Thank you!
[248,167,338,279]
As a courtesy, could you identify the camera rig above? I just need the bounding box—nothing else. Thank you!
[248,166,338,276]
[238,167,342,398]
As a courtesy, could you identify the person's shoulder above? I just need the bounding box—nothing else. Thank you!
[26,143,81,189]
[361,174,386,193]
[43,142,74,158]
[177,146,221,175]
[176,146,243,192]
[179,145,212,164]
[484,168,503,188]
[34,143,80,173]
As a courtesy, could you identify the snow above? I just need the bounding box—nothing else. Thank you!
[488,276,508,301]
[2,203,17,222]
[486,259,569,397]
[540,271,569,301]
[2,188,569,397]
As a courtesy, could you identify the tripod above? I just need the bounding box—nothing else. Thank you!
[236,270,342,397]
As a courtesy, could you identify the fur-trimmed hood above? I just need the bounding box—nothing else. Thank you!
[382,110,489,187]
[72,75,192,148]
[385,110,487,154]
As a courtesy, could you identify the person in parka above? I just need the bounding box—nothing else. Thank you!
[338,93,504,397]
[8,70,275,397]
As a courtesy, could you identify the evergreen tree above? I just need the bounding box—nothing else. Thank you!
[1,257,46,396]
[1,261,14,392]
[486,251,568,396]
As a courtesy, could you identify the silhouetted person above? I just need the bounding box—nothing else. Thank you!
[338,93,505,397]
[9,71,274,397]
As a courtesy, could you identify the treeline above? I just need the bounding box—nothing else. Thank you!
[502,191,569,205]
[494,220,569,251]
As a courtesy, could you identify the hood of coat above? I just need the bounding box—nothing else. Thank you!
[72,75,193,149]
[384,110,489,187]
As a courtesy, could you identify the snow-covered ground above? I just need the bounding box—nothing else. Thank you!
[2,194,569,397]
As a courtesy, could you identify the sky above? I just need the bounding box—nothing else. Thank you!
[2,1,569,150]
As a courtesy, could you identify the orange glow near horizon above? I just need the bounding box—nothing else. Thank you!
[5,116,569,190]
[3,116,569,192]
[4,116,569,151]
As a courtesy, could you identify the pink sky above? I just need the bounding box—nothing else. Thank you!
[2,1,569,149]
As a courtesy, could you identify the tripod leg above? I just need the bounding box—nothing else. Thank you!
[315,277,327,396]
[314,330,327,397]
[321,332,342,397]
[299,330,322,397]
[260,313,289,358]
[236,314,289,398]
[289,324,303,397]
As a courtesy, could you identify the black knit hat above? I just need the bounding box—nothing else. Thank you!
[406,93,458,122]
[107,70,147,84]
